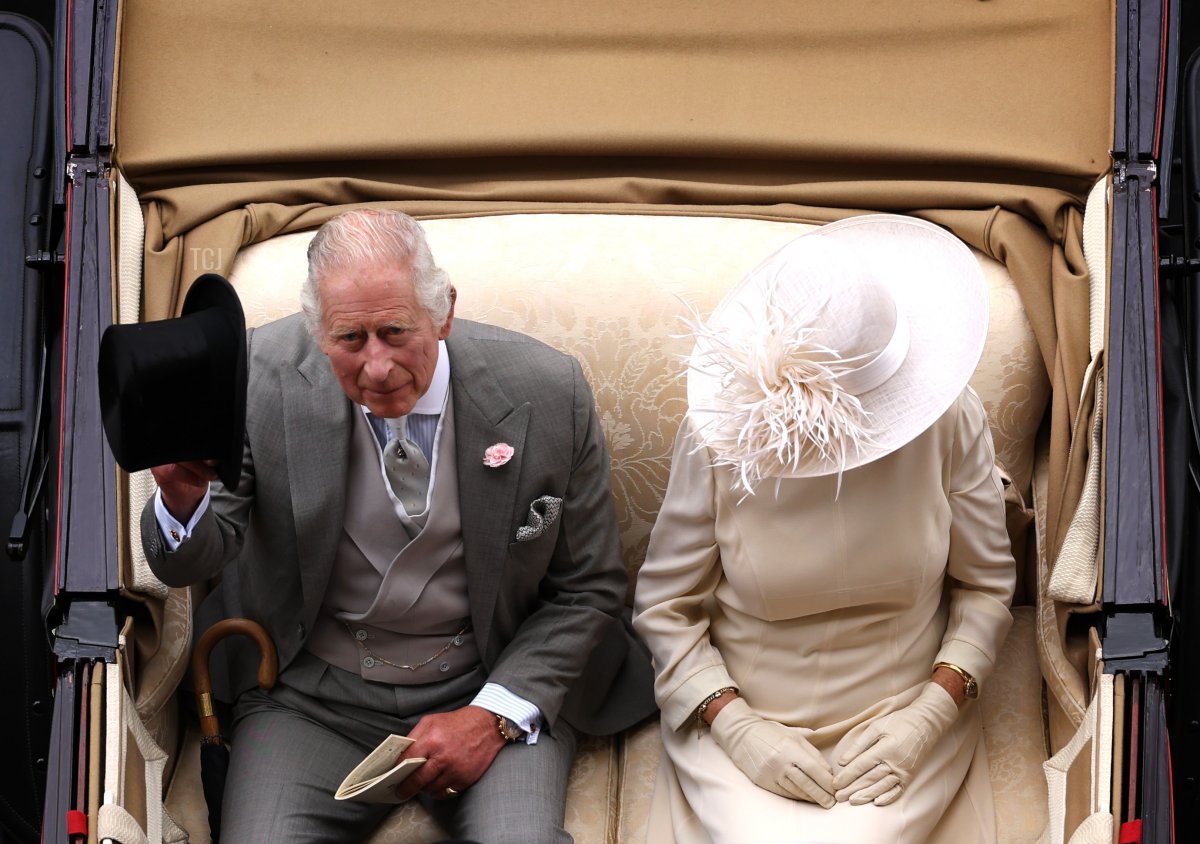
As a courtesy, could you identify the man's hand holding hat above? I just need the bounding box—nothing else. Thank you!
[152,460,220,523]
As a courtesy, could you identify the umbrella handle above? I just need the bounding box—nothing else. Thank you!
[191,618,279,741]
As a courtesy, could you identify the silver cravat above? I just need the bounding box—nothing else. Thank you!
[383,415,431,515]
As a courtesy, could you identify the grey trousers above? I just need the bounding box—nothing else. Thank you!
[219,651,577,844]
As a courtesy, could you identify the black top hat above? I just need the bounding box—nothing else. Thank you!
[98,274,248,489]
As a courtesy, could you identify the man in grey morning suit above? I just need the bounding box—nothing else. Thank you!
[142,209,654,843]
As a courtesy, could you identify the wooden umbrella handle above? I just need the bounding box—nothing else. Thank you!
[191,618,279,740]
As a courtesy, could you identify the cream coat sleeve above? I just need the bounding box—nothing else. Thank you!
[934,388,1017,685]
[633,418,738,731]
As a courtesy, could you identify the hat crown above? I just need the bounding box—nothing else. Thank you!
[731,237,908,395]
[686,214,988,492]
[98,274,248,488]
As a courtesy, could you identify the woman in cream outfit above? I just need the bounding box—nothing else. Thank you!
[633,215,1016,844]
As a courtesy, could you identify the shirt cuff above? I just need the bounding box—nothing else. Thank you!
[470,683,543,745]
[154,488,210,551]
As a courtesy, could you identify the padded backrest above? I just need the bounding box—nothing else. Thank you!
[229,214,1050,592]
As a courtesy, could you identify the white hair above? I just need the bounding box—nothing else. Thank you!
[302,208,453,338]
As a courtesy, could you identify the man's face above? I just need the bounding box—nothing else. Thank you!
[317,260,454,418]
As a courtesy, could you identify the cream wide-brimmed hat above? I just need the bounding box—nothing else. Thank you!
[686,214,988,492]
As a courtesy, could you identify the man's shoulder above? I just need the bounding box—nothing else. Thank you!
[449,319,582,400]
[247,312,318,366]
[451,319,573,365]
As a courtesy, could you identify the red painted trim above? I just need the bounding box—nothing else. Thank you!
[1152,0,1169,156]
[1120,818,1143,843]
[1167,727,1176,840]
[65,809,86,837]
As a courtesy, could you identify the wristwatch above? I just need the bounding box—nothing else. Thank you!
[496,715,524,743]
[933,662,979,699]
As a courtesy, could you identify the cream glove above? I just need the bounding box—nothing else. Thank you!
[831,682,959,806]
[710,697,836,808]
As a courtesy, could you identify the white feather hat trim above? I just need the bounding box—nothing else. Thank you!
[686,214,988,492]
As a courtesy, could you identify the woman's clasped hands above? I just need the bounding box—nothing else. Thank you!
[832,683,959,807]
[709,698,836,808]
[711,683,959,810]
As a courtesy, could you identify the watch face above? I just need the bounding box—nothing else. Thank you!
[965,678,979,699]
[498,716,523,741]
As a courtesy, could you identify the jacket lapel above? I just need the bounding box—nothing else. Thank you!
[284,342,352,615]
[448,331,529,658]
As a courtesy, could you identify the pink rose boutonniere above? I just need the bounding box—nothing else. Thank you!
[483,443,515,468]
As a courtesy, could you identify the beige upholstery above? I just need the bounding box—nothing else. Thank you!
[159,213,1051,842]
[983,606,1050,841]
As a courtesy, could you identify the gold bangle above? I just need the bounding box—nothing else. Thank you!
[696,687,738,728]
[933,662,979,699]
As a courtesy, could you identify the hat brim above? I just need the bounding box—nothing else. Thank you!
[687,214,988,478]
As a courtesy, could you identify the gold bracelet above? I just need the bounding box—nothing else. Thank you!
[696,687,738,729]
[933,662,979,699]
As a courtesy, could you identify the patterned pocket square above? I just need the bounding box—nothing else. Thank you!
[515,495,563,542]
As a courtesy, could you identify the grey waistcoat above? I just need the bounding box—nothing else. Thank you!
[305,396,481,684]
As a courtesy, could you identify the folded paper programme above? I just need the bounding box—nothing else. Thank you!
[334,734,426,803]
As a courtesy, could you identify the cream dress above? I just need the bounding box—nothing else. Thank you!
[633,388,1015,844]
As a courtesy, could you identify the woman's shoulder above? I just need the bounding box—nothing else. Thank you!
[920,386,989,444]
[882,387,992,483]
[952,386,992,444]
